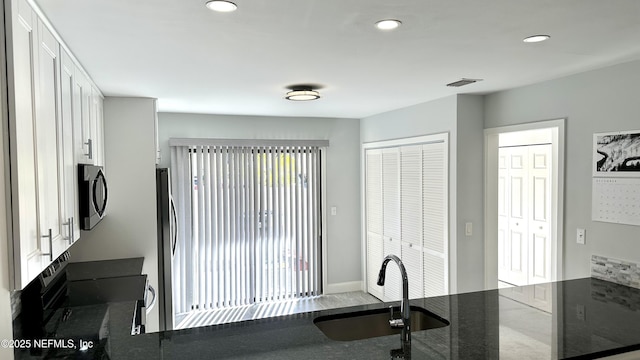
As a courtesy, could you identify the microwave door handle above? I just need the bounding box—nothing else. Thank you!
[93,170,108,215]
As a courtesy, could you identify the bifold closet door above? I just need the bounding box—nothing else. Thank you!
[364,133,449,301]
[382,148,402,302]
[365,150,384,300]
[422,141,448,297]
[401,145,424,299]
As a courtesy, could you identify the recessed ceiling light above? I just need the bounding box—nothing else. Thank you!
[285,88,320,101]
[375,19,402,31]
[523,35,550,43]
[205,1,237,12]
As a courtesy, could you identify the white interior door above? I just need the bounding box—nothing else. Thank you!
[498,144,552,287]
[365,150,384,300]
[421,141,448,297]
[400,145,423,299]
[528,145,552,285]
[382,148,402,302]
[506,146,529,286]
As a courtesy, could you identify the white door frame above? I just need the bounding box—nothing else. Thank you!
[484,119,565,289]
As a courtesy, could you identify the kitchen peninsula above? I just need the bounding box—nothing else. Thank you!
[14,277,640,359]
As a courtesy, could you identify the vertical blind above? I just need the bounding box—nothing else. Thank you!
[170,140,325,315]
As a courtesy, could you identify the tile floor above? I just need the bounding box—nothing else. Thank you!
[175,291,381,329]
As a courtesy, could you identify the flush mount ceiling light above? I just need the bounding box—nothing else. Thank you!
[205,0,237,12]
[523,34,550,43]
[285,87,320,101]
[375,19,402,31]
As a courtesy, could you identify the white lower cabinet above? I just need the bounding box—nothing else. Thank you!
[5,0,103,289]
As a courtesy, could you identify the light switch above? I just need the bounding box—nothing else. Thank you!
[576,228,586,244]
[465,222,473,237]
[331,206,337,216]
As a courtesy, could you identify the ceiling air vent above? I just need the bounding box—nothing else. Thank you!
[446,78,483,87]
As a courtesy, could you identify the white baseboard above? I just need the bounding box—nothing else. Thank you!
[324,281,363,294]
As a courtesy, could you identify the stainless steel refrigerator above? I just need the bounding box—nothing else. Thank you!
[156,168,177,331]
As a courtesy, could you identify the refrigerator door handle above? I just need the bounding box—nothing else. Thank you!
[169,194,178,257]
[146,284,156,313]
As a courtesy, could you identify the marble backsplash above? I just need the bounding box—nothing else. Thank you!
[591,255,640,290]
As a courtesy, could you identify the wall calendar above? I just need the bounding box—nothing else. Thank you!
[592,177,640,226]
[592,129,640,226]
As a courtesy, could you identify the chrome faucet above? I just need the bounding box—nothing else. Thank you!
[377,254,411,345]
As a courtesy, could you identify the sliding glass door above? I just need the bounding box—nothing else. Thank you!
[171,142,323,316]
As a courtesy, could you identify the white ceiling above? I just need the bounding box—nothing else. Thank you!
[35,0,640,119]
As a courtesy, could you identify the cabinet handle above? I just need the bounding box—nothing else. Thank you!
[41,228,53,262]
[63,218,73,244]
[84,138,93,159]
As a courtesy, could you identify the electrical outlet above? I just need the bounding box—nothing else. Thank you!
[576,304,586,321]
[331,206,337,216]
[576,228,586,244]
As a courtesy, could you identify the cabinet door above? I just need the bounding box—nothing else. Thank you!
[35,19,66,260]
[60,48,80,243]
[91,87,105,166]
[73,69,92,163]
[8,0,42,288]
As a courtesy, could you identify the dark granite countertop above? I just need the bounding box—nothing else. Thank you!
[67,257,145,281]
[16,277,640,359]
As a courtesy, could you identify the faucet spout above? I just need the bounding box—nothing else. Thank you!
[377,254,411,345]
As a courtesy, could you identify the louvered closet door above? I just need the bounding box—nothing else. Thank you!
[401,145,424,299]
[422,141,448,297]
[382,148,402,302]
[365,150,384,300]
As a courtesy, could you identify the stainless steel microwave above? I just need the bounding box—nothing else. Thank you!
[78,164,108,230]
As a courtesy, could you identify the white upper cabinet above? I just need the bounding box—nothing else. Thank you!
[60,48,80,244]
[5,0,104,289]
[6,0,43,288]
[91,86,105,167]
[35,18,66,262]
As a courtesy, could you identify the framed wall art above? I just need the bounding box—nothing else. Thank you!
[593,130,640,177]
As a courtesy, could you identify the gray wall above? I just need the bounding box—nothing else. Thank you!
[70,97,160,331]
[456,95,485,292]
[360,94,486,293]
[485,59,640,279]
[158,113,362,288]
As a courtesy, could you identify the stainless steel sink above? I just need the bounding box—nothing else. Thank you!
[313,305,449,341]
